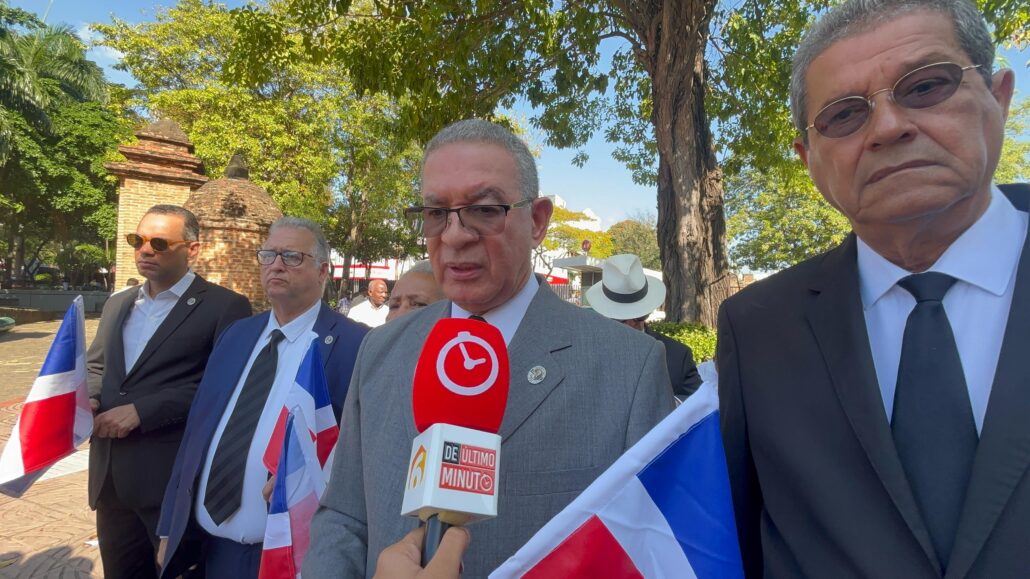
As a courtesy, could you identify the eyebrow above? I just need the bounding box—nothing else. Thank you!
[817,51,968,107]
[423,186,509,206]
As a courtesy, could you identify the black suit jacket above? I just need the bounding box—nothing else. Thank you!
[86,275,251,510]
[718,184,1030,578]
[646,328,702,398]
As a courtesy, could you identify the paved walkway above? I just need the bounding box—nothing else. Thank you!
[0,318,103,578]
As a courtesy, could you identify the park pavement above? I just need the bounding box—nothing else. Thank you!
[0,318,104,578]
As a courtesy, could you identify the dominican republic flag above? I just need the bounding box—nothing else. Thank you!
[263,339,338,476]
[0,297,92,497]
[491,371,744,578]
[259,411,326,579]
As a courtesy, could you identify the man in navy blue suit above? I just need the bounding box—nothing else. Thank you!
[156,216,368,578]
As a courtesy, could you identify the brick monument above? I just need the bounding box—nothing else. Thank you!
[184,152,282,310]
[105,119,207,289]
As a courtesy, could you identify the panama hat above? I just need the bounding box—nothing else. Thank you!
[586,254,666,321]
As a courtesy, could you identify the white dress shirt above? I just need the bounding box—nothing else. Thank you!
[195,300,321,543]
[858,186,1028,434]
[347,299,389,327]
[451,274,539,345]
[122,270,196,371]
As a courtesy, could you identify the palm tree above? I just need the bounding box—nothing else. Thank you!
[0,9,107,163]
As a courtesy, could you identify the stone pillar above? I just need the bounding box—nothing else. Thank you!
[105,119,207,289]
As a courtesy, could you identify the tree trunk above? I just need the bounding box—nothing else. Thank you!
[622,0,733,327]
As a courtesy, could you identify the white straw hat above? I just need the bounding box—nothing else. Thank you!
[586,254,666,320]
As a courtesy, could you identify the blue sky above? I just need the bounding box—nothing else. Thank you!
[13,0,1030,227]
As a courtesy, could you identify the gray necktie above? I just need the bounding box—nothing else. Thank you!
[891,273,977,568]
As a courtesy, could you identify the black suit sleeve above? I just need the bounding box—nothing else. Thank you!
[717,304,764,578]
[678,343,702,397]
[133,290,251,433]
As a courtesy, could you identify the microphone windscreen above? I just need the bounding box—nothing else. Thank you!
[412,318,510,433]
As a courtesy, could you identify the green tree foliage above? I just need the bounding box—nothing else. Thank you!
[608,214,660,269]
[536,205,613,272]
[94,0,424,277]
[0,10,107,163]
[996,98,1030,184]
[1,7,116,284]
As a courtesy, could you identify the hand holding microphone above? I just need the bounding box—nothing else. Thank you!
[402,318,510,568]
[374,526,470,579]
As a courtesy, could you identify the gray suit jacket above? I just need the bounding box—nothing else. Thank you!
[304,282,673,578]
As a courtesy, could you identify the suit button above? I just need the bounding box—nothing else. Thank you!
[118,391,127,396]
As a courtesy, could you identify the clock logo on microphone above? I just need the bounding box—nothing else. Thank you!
[436,331,500,396]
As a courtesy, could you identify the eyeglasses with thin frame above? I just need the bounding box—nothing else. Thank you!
[256,249,314,267]
[126,233,191,252]
[804,62,982,139]
[404,199,533,238]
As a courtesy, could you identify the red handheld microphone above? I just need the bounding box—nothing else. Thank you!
[402,318,510,566]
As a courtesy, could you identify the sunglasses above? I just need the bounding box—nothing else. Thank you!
[126,233,191,252]
[805,62,982,139]
[618,315,649,324]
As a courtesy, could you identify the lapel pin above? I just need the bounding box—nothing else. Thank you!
[527,365,546,384]
[324,335,334,345]
[187,297,196,306]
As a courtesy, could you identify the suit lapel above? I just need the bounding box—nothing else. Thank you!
[125,276,206,381]
[805,236,940,570]
[313,303,338,368]
[499,285,569,442]
[192,312,268,444]
[946,194,1030,578]
[104,289,136,385]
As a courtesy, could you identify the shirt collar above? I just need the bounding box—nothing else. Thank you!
[139,269,196,302]
[857,185,1026,308]
[451,274,539,345]
[265,300,322,344]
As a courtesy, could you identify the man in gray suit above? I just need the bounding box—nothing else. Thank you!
[305,119,673,577]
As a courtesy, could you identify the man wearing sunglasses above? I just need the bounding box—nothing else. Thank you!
[305,120,672,577]
[157,216,368,578]
[718,0,1029,576]
[86,205,251,579]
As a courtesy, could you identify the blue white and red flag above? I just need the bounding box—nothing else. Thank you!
[0,297,92,496]
[491,377,744,578]
[263,339,338,475]
[258,412,325,579]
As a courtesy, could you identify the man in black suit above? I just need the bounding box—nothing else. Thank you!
[719,0,1025,576]
[588,253,702,399]
[87,205,251,579]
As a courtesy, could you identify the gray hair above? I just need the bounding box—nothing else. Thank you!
[269,216,330,266]
[790,0,995,141]
[145,204,200,241]
[403,260,434,276]
[423,119,539,200]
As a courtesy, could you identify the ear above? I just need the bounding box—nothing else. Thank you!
[794,136,810,169]
[318,261,330,284]
[186,241,200,262]
[529,197,553,248]
[990,68,1015,123]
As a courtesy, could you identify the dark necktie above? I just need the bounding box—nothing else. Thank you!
[204,329,286,525]
[891,273,977,568]
[468,315,487,322]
